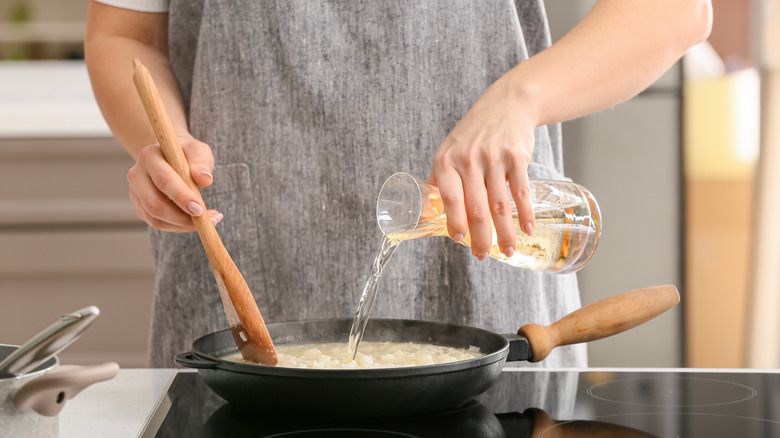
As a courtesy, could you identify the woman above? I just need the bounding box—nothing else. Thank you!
[85,0,711,367]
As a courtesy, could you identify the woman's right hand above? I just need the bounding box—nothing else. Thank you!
[127,134,223,232]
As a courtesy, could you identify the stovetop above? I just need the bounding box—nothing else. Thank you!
[148,369,780,437]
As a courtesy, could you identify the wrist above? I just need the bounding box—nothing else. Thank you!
[499,64,544,128]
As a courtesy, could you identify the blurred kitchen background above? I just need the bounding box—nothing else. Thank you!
[0,0,778,369]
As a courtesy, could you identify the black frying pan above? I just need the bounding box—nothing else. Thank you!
[175,285,678,418]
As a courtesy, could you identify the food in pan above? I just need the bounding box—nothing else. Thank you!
[222,341,482,369]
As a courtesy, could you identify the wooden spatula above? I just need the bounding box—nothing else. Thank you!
[132,58,277,365]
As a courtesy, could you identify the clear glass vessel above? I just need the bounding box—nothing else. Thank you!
[376,172,602,274]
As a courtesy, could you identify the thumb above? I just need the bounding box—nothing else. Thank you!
[180,136,215,188]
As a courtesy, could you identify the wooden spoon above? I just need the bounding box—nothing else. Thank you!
[131,59,277,365]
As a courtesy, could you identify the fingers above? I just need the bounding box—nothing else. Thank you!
[507,168,535,237]
[462,171,493,260]
[486,169,517,257]
[180,135,215,188]
[435,155,524,261]
[431,82,536,260]
[431,165,466,243]
[128,137,222,232]
[128,158,193,231]
[433,143,515,261]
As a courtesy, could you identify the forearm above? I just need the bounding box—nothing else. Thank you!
[85,3,189,160]
[508,0,712,127]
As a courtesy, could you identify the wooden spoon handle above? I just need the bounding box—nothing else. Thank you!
[130,60,225,279]
[130,60,206,219]
[517,285,680,362]
[131,58,277,365]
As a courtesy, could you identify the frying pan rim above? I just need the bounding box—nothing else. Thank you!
[187,318,511,378]
[196,352,508,380]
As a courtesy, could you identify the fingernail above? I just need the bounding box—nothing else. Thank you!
[475,251,488,260]
[522,222,534,236]
[210,213,223,225]
[187,201,204,216]
[200,169,213,180]
[452,233,464,243]
[503,246,515,257]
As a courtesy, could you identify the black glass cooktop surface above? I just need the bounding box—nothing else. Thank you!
[149,369,780,437]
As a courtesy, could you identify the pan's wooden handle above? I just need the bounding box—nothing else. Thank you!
[517,285,680,362]
[525,408,659,437]
[131,58,277,365]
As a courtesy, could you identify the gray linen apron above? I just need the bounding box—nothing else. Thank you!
[148,0,587,368]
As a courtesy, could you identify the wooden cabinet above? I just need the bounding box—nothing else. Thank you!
[0,137,154,367]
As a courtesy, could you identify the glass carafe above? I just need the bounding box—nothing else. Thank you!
[376,172,602,274]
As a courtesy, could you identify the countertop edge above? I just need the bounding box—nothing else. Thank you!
[60,368,179,438]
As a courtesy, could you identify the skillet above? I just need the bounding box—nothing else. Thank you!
[176,285,678,418]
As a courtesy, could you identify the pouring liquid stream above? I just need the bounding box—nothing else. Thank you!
[347,235,401,360]
[348,176,600,359]
[347,204,583,358]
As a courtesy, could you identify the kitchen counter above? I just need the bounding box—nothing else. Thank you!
[60,368,177,438]
[59,367,780,437]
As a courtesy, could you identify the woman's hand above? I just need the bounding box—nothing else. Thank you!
[127,134,223,232]
[431,0,712,262]
[430,76,538,260]
[86,2,219,232]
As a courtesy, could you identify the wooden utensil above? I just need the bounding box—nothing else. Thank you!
[523,408,660,437]
[131,58,277,365]
[517,284,679,362]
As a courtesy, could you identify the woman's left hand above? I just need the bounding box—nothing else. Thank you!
[430,76,538,261]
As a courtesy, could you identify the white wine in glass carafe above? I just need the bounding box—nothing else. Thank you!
[376,172,602,274]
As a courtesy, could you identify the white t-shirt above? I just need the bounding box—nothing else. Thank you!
[94,0,169,13]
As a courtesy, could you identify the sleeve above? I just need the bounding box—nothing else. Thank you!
[93,0,170,13]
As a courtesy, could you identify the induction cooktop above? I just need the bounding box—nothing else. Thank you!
[147,369,780,437]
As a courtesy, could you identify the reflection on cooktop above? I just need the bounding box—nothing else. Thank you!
[150,370,780,438]
[264,430,419,437]
[201,399,512,438]
[538,412,780,438]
